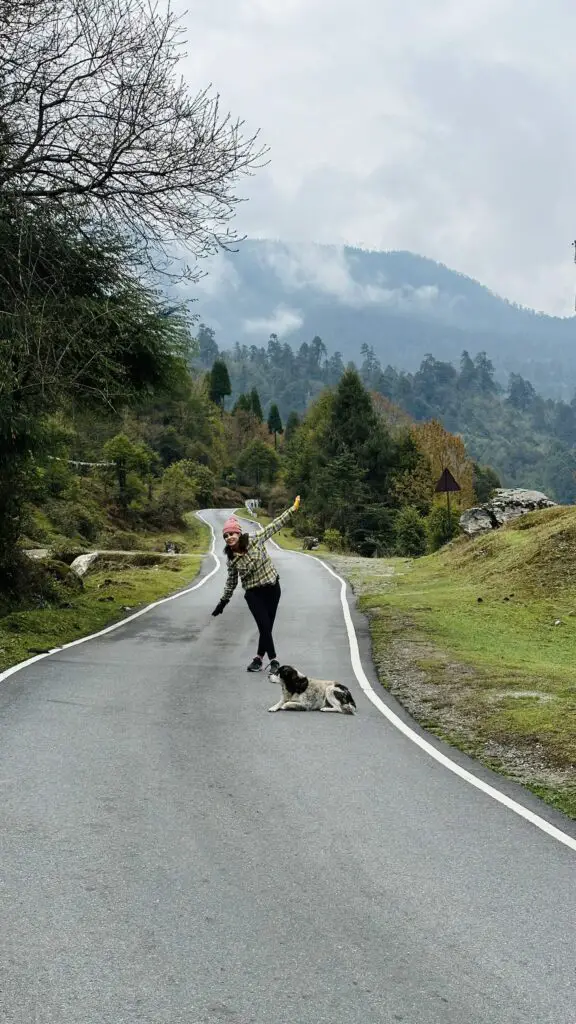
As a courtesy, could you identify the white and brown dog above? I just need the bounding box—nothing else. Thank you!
[268,664,357,714]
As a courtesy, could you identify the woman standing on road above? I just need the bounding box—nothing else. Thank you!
[212,497,301,675]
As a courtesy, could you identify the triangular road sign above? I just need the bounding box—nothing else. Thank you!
[435,468,461,493]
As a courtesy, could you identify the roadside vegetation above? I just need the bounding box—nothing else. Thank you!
[330,506,576,820]
[0,517,209,673]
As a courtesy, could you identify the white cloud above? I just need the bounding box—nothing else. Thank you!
[194,250,240,297]
[258,241,440,309]
[242,304,304,336]
[174,0,576,315]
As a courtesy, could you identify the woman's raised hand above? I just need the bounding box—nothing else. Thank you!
[293,495,301,511]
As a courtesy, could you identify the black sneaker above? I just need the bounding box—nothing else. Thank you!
[247,657,263,673]
[268,659,280,681]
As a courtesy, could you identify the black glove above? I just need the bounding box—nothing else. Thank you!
[212,599,228,617]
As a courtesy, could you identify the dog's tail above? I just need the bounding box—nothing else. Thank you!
[333,684,356,715]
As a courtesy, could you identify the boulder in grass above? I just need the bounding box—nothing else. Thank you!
[70,552,99,576]
[460,488,557,537]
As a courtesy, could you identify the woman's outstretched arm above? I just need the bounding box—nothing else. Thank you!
[257,497,300,544]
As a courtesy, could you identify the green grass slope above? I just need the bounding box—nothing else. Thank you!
[347,506,576,819]
[0,516,210,674]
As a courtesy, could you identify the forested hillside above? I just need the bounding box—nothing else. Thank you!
[195,324,576,504]
[187,240,576,398]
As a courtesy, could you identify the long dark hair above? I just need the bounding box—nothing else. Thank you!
[224,533,250,560]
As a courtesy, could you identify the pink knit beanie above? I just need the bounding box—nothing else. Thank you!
[222,516,242,538]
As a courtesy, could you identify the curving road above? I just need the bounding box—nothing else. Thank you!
[1,509,576,1024]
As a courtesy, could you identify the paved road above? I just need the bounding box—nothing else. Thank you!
[1,509,575,1024]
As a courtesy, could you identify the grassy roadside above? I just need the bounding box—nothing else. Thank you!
[0,517,210,674]
[330,506,576,821]
[234,507,331,556]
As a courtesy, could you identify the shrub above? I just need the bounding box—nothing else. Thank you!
[395,506,427,557]
[158,461,198,521]
[324,528,344,552]
[347,505,397,557]
[212,485,243,507]
[73,504,104,542]
[43,558,84,593]
[189,464,216,506]
[108,530,139,551]
[43,498,104,542]
[426,505,461,551]
[43,459,77,498]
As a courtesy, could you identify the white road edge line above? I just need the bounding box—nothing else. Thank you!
[242,513,576,852]
[0,513,219,686]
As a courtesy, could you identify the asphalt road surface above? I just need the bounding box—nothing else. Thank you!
[1,509,576,1024]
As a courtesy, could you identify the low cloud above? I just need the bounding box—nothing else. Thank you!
[194,251,241,296]
[259,242,440,309]
[242,304,304,336]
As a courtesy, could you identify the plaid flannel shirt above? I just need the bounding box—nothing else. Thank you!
[221,505,295,602]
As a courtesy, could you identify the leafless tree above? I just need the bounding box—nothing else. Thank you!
[0,0,266,275]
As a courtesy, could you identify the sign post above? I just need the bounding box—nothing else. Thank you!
[434,467,461,517]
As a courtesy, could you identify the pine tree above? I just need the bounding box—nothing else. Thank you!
[209,360,231,408]
[267,403,283,448]
[250,387,263,422]
[327,368,379,454]
[197,324,219,367]
[285,411,300,441]
[232,393,252,414]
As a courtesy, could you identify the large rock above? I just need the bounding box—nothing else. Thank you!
[460,488,557,537]
[70,552,100,576]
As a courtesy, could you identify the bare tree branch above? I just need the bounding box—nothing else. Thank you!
[0,0,267,276]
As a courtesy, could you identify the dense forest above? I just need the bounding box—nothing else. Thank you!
[195,325,576,504]
[188,240,576,399]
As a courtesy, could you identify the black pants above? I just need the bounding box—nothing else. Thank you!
[245,580,281,660]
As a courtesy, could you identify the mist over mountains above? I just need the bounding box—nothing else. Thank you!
[181,239,576,399]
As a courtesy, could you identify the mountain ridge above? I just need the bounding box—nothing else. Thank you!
[183,239,576,398]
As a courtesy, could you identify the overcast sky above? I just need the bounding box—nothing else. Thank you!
[178,0,576,315]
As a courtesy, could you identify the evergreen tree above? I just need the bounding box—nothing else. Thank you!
[294,370,413,554]
[327,368,378,452]
[232,393,252,414]
[459,350,477,392]
[197,324,219,367]
[209,360,231,408]
[285,411,301,441]
[250,387,263,422]
[474,352,498,394]
[507,373,536,411]
[267,403,283,448]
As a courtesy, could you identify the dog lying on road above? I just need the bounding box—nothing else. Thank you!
[268,664,357,714]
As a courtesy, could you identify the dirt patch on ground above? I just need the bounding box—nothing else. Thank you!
[329,554,397,595]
